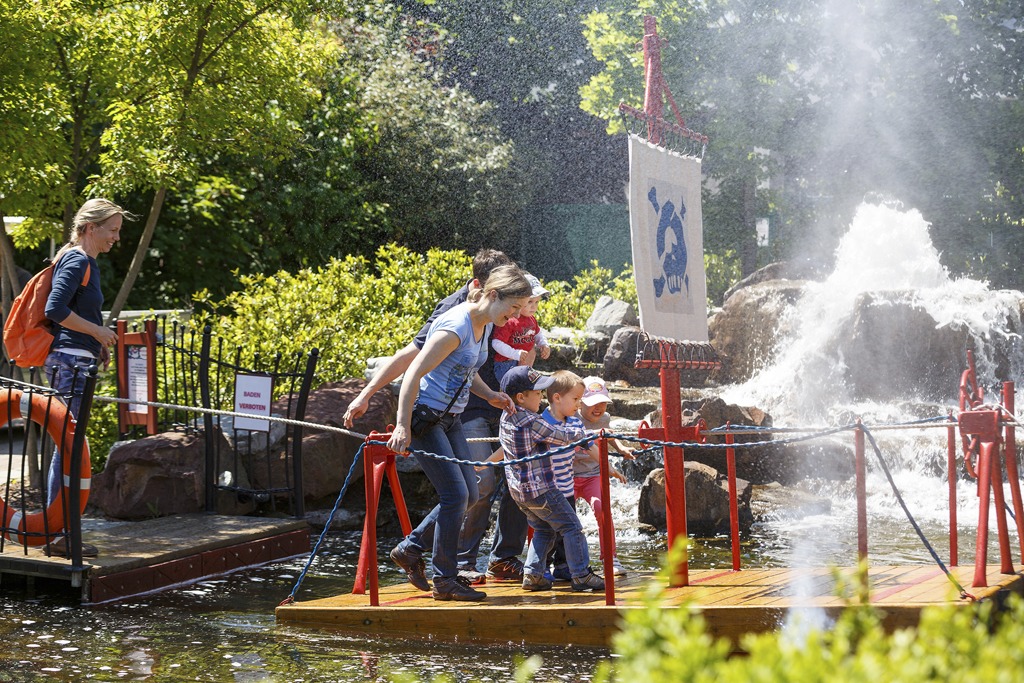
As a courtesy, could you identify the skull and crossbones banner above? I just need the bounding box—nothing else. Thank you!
[628,134,708,342]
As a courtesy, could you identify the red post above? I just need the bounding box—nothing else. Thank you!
[660,367,688,586]
[597,432,615,605]
[947,412,958,567]
[974,440,993,588]
[642,15,664,144]
[987,440,1014,575]
[1001,382,1024,563]
[725,425,740,571]
[354,433,382,603]
[854,421,868,563]
[352,431,413,604]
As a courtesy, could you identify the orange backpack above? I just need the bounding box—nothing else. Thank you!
[3,251,91,368]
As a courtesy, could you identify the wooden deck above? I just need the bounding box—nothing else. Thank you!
[276,564,1024,648]
[0,513,309,603]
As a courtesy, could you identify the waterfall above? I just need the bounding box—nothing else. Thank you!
[717,201,1024,566]
[722,201,1024,426]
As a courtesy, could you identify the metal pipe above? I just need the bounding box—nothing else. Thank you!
[726,426,740,571]
[598,433,615,605]
[974,440,993,588]
[947,412,958,566]
[1001,382,1024,562]
[855,421,868,563]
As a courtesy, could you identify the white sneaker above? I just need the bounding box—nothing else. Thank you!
[611,558,627,576]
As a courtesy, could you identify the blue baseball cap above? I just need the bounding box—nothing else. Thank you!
[500,366,555,396]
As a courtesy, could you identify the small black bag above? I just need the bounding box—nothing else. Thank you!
[410,403,445,438]
[409,373,471,439]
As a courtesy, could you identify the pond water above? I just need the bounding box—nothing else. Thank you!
[0,463,1010,682]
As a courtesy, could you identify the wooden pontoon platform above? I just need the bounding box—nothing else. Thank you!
[276,565,1024,648]
[0,513,309,603]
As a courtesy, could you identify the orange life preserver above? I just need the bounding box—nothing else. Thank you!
[0,388,91,546]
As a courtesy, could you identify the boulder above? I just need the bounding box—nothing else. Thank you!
[250,379,396,506]
[722,259,825,303]
[750,482,832,521]
[708,281,805,383]
[602,326,660,386]
[637,462,753,537]
[585,296,638,338]
[90,428,251,519]
[835,291,971,402]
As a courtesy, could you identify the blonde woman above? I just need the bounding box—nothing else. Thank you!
[387,264,532,601]
[42,198,134,554]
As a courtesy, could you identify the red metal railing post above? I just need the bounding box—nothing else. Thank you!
[352,433,383,603]
[660,367,688,586]
[854,420,868,563]
[1001,382,1024,563]
[947,411,958,566]
[987,439,1014,575]
[974,440,993,587]
[597,432,615,605]
[725,425,740,571]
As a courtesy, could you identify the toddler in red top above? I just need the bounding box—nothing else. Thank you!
[492,273,551,382]
[575,376,637,577]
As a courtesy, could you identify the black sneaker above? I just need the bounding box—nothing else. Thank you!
[390,545,430,591]
[571,568,605,592]
[522,573,552,592]
[432,576,487,601]
[486,556,524,581]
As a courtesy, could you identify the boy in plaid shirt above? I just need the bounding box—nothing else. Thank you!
[498,366,605,592]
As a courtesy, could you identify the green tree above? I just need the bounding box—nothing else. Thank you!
[95,0,338,321]
[580,1,1024,286]
[111,2,529,308]
[0,1,338,317]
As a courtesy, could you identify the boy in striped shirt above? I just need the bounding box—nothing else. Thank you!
[499,366,605,592]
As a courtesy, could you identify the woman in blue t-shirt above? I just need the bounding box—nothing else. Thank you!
[387,264,532,601]
[42,198,133,555]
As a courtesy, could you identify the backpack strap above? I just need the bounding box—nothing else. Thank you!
[56,247,91,288]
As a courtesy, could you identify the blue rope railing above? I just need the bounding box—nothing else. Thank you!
[281,414,976,604]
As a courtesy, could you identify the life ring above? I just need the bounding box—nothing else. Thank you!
[0,389,91,546]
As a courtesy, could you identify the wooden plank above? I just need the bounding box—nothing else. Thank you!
[279,567,1024,648]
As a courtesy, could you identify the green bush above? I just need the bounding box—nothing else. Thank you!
[192,243,472,384]
[539,261,637,331]
[192,245,641,385]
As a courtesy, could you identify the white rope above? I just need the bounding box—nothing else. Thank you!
[94,394,370,440]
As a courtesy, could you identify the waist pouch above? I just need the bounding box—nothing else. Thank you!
[411,403,446,439]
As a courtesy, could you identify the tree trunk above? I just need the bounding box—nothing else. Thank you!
[741,176,759,277]
[105,187,167,325]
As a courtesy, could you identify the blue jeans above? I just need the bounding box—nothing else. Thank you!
[517,488,592,579]
[396,413,479,581]
[457,414,528,569]
[44,351,92,505]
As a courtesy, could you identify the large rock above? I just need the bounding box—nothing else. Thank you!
[250,379,397,506]
[750,482,832,521]
[709,281,806,383]
[711,277,1024,402]
[89,429,250,519]
[585,296,638,338]
[602,326,660,386]
[637,462,753,536]
[835,292,970,402]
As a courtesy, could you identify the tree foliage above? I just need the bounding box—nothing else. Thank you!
[580,1,1024,287]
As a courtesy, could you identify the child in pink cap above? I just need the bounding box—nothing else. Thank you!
[575,376,636,576]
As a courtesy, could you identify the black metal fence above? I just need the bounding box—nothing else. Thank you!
[0,362,98,567]
[118,318,319,517]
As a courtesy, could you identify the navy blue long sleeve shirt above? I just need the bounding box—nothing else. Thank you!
[44,249,103,357]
